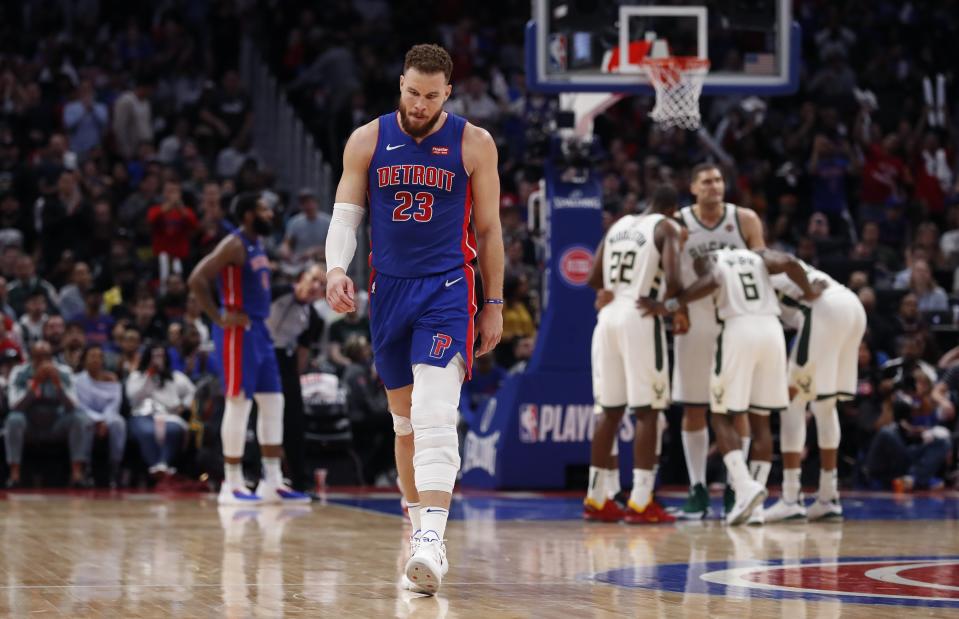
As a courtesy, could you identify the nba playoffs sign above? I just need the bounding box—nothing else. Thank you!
[462,373,635,488]
[462,154,605,488]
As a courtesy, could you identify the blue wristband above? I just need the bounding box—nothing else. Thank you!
[484,298,504,305]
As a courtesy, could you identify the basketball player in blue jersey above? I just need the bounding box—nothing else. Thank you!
[325,44,504,595]
[188,193,310,505]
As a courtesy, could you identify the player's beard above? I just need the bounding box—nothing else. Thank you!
[398,100,443,138]
[252,214,272,236]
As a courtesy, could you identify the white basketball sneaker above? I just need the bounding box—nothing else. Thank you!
[807,497,843,521]
[725,480,767,526]
[404,531,448,595]
[747,503,765,526]
[764,497,808,522]
[254,480,311,504]
[401,530,422,591]
[218,483,262,505]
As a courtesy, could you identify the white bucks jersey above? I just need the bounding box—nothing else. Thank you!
[678,204,748,287]
[602,213,667,301]
[712,248,780,320]
[770,259,840,328]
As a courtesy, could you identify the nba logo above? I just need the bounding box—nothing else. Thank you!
[548,33,567,72]
[519,404,539,443]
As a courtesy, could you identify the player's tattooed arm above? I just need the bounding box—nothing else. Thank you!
[188,234,248,328]
[758,248,824,301]
[737,207,766,249]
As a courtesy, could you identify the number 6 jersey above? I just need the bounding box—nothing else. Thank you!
[601,213,670,302]
[367,112,475,278]
[710,248,780,320]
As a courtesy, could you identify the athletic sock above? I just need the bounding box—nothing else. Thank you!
[420,507,450,541]
[262,457,283,485]
[819,468,838,502]
[723,450,751,494]
[681,428,708,488]
[782,468,801,504]
[225,462,244,489]
[749,460,771,487]
[630,469,655,510]
[587,466,606,504]
[407,501,422,533]
[605,468,621,499]
[741,436,752,460]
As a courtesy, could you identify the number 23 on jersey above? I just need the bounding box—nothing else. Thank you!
[392,191,434,222]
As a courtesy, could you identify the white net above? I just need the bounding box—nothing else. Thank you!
[641,57,710,130]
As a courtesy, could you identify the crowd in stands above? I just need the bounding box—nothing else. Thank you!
[0,1,386,489]
[0,0,958,491]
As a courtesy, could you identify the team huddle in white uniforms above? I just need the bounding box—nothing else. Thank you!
[585,163,866,526]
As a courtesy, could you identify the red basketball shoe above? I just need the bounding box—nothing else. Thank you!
[583,497,625,523]
[624,499,676,524]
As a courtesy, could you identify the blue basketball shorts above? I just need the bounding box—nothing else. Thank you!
[369,265,477,390]
[212,319,282,398]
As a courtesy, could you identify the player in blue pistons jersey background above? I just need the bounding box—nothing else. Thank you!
[324,44,504,595]
[188,193,310,506]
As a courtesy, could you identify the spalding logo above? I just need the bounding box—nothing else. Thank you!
[559,246,593,287]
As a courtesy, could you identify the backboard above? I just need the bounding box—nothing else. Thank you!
[527,0,799,95]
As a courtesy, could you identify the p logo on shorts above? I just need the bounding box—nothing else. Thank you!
[429,333,453,359]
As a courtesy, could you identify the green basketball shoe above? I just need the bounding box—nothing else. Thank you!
[672,483,709,520]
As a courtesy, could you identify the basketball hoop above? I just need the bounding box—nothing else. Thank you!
[640,56,710,130]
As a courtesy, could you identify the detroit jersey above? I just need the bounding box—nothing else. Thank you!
[602,213,668,302]
[213,229,280,398]
[367,112,475,278]
[711,248,780,320]
[218,229,272,319]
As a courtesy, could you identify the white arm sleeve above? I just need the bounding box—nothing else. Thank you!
[325,202,365,272]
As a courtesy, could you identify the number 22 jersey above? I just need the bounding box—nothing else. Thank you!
[367,112,476,278]
[601,213,668,302]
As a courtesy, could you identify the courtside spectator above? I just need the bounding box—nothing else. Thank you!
[125,343,195,480]
[75,345,126,488]
[4,340,94,488]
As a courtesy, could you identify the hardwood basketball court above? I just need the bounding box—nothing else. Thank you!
[1,489,957,617]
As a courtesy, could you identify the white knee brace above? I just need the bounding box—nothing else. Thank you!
[392,413,413,436]
[810,398,841,450]
[222,397,253,458]
[254,392,285,446]
[779,397,807,454]
[411,357,465,494]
